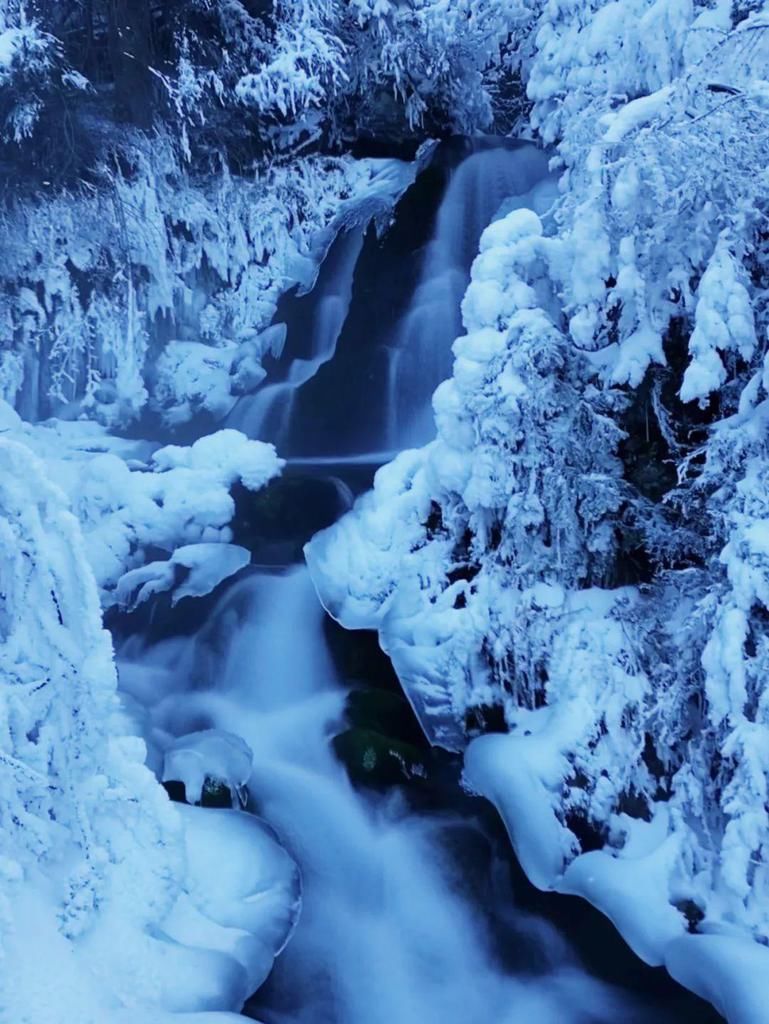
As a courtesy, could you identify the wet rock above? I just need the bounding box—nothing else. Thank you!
[323,617,401,691]
[231,474,350,565]
[333,728,431,788]
[345,687,428,747]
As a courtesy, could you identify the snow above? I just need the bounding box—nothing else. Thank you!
[610,321,666,387]
[177,806,300,949]
[0,433,298,1023]
[163,730,254,805]
[3,1,769,1019]
[65,806,299,1019]
[465,739,744,978]
[0,408,300,1023]
[555,839,687,966]
[117,544,251,610]
[464,732,573,889]
[154,341,242,426]
[0,134,417,426]
[0,29,20,68]
[666,934,769,1024]
[680,236,757,404]
[306,20,769,1006]
[0,414,283,603]
[164,805,301,997]
[600,86,673,144]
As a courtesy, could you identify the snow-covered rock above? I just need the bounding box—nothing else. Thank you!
[117,544,252,610]
[0,426,297,1024]
[666,934,769,1024]
[0,411,282,603]
[163,730,254,806]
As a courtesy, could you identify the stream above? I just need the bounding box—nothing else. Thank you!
[118,139,723,1023]
[123,565,696,1024]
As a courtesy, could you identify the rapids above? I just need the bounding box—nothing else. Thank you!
[123,567,683,1024]
[117,140,721,1024]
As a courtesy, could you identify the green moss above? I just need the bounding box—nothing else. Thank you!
[333,728,431,788]
[200,776,236,808]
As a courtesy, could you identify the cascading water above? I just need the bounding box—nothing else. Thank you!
[226,141,557,458]
[227,228,365,447]
[385,144,556,448]
[115,138,720,1023]
[122,566,681,1024]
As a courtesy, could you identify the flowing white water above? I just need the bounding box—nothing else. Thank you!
[128,567,672,1024]
[115,141,691,1021]
[227,229,364,444]
[386,145,557,448]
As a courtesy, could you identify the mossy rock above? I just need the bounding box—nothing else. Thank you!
[200,776,237,808]
[345,688,427,747]
[333,728,431,788]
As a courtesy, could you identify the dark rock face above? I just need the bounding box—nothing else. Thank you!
[231,473,352,565]
[332,727,430,788]
[323,618,402,692]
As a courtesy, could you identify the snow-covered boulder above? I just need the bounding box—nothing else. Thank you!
[163,730,254,806]
[0,436,299,1023]
[117,544,252,611]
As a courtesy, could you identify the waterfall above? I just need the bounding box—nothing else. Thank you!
[229,142,555,457]
[113,139,712,1023]
[227,228,365,447]
[386,144,555,448]
[123,566,683,1024]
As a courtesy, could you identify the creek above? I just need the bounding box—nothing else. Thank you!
[118,139,722,1023]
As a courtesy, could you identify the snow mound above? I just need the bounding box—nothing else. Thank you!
[163,730,254,805]
[0,410,282,604]
[117,543,251,610]
[666,934,769,1024]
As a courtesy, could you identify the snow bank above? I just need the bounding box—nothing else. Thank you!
[4,806,299,1023]
[0,412,282,603]
[0,424,299,1022]
[467,730,769,1019]
[464,732,573,890]
[555,841,687,966]
[153,805,300,1009]
[174,805,300,971]
[666,934,769,1024]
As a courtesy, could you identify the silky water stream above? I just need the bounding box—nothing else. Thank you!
[117,140,723,1023]
[121,565,704,1024]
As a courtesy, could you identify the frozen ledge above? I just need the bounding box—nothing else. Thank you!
[666,935,769,1024]
[464,731,769,1024]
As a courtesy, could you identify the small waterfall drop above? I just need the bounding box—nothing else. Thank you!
[386,144,555,448]
[227,228,365,446]
[123,566,686,1024]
